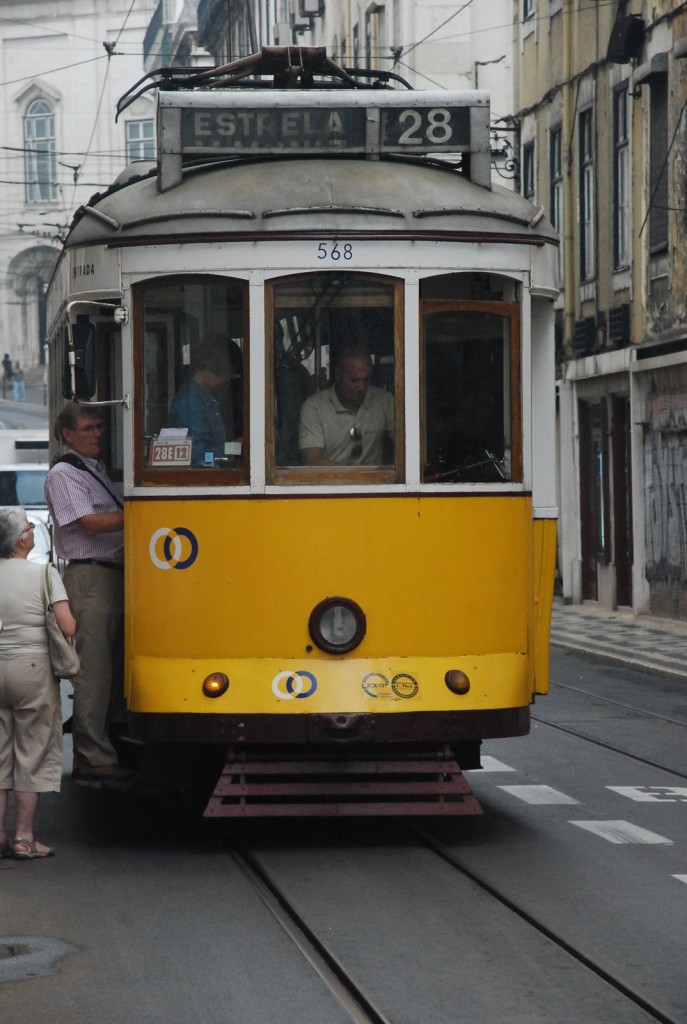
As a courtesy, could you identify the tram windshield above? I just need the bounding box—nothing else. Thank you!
[269,273,400,480]
[134,271,519,487]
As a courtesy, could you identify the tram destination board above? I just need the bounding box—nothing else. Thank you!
[158,91,490,189]
[181,105,367,152]
[179,105,471,155]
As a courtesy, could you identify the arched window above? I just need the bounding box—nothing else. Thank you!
[24,99,57,203]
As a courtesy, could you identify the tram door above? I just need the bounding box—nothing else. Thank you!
[578,396,633,606]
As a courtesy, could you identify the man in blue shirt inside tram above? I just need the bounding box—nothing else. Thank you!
[169,335,241,466]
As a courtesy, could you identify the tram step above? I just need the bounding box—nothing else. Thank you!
[203,758,483,817]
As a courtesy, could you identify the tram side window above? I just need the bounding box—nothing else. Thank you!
[270,273,400,478]
[422,304,519,483]
[58,317,124,480]
[137,277,246,478]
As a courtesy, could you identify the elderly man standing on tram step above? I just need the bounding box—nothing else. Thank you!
[45,401,132,788]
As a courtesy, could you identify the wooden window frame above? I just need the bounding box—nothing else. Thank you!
[420,299,522,484]
[133,274,249,488]
[265,271,405,487]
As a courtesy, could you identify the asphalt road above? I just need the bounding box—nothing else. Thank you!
[0,397,49,430]
[1,647,684,1023]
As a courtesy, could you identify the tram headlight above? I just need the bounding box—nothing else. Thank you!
[202,672,230,698]
[308,597,366,655]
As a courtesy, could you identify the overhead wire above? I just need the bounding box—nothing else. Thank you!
[0,54,108,89]
[66,0,140,211]
[395,0,477,61]
[0,14,102,44]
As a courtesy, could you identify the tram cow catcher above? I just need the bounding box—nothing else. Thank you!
[46,47,559,816]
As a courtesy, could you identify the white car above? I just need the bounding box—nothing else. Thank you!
[0,464,51,563]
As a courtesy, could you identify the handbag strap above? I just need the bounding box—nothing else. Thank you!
[43,563,54,609]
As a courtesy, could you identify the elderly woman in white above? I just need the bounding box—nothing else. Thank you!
[0,507,76,859]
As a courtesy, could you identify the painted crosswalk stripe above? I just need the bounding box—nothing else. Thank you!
[672,875,687,885]
[475,756,516,773]
[498,785,579,804]
[571,820,673,844]
[607,786,687,803]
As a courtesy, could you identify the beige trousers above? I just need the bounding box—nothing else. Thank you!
[63,562,124,769]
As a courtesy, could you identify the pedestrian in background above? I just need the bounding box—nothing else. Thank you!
[0,506,76,860]
[12,362,25,402]
[1,353,12,398]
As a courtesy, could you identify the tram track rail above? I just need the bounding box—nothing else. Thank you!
[533,680,687,780]
[406,824,682,1024]
[228,844,393,1024]
[547,680,687,730]
[531,715,687,780]
[228,820,682,1024]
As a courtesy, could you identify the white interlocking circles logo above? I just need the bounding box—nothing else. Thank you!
[271,671,318,699]
[149,527,199,570]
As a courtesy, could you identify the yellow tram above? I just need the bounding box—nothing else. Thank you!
[46,48,559,815]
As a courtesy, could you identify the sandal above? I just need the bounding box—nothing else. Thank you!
[11,838,55,860]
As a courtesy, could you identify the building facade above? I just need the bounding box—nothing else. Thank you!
[514,1,687,619]
[148,0,514,108]
[0,0,155,378]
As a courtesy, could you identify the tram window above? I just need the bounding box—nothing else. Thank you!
[135,277,246,482]
[58,317,123,479]
[268,273,401,481]
[421,303,520,483]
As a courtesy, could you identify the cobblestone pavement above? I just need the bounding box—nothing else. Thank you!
[550,598,687,682]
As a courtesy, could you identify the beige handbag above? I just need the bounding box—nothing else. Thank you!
[43,565,80,679]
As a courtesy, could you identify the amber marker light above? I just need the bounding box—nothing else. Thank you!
[202,672,229,698]
[445,670,470,695]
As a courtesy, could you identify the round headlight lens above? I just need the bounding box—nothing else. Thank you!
[309,597,366,655]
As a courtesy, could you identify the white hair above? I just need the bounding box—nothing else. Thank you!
[0,506,29,558]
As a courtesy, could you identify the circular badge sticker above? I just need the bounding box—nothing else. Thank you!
[391,673,419,699]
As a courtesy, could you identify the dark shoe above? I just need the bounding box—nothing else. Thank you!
[12,838,55,860]
[72,763,134,789]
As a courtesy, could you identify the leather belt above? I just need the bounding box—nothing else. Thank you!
[69,559,123,571]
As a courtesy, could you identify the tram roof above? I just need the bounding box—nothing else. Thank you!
[64,156,557,249]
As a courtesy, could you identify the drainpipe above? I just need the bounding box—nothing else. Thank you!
[562,0,576,352]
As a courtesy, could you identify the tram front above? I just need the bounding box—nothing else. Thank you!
[46,49,559,815]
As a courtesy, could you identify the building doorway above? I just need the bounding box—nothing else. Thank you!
[578,395,633,606]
